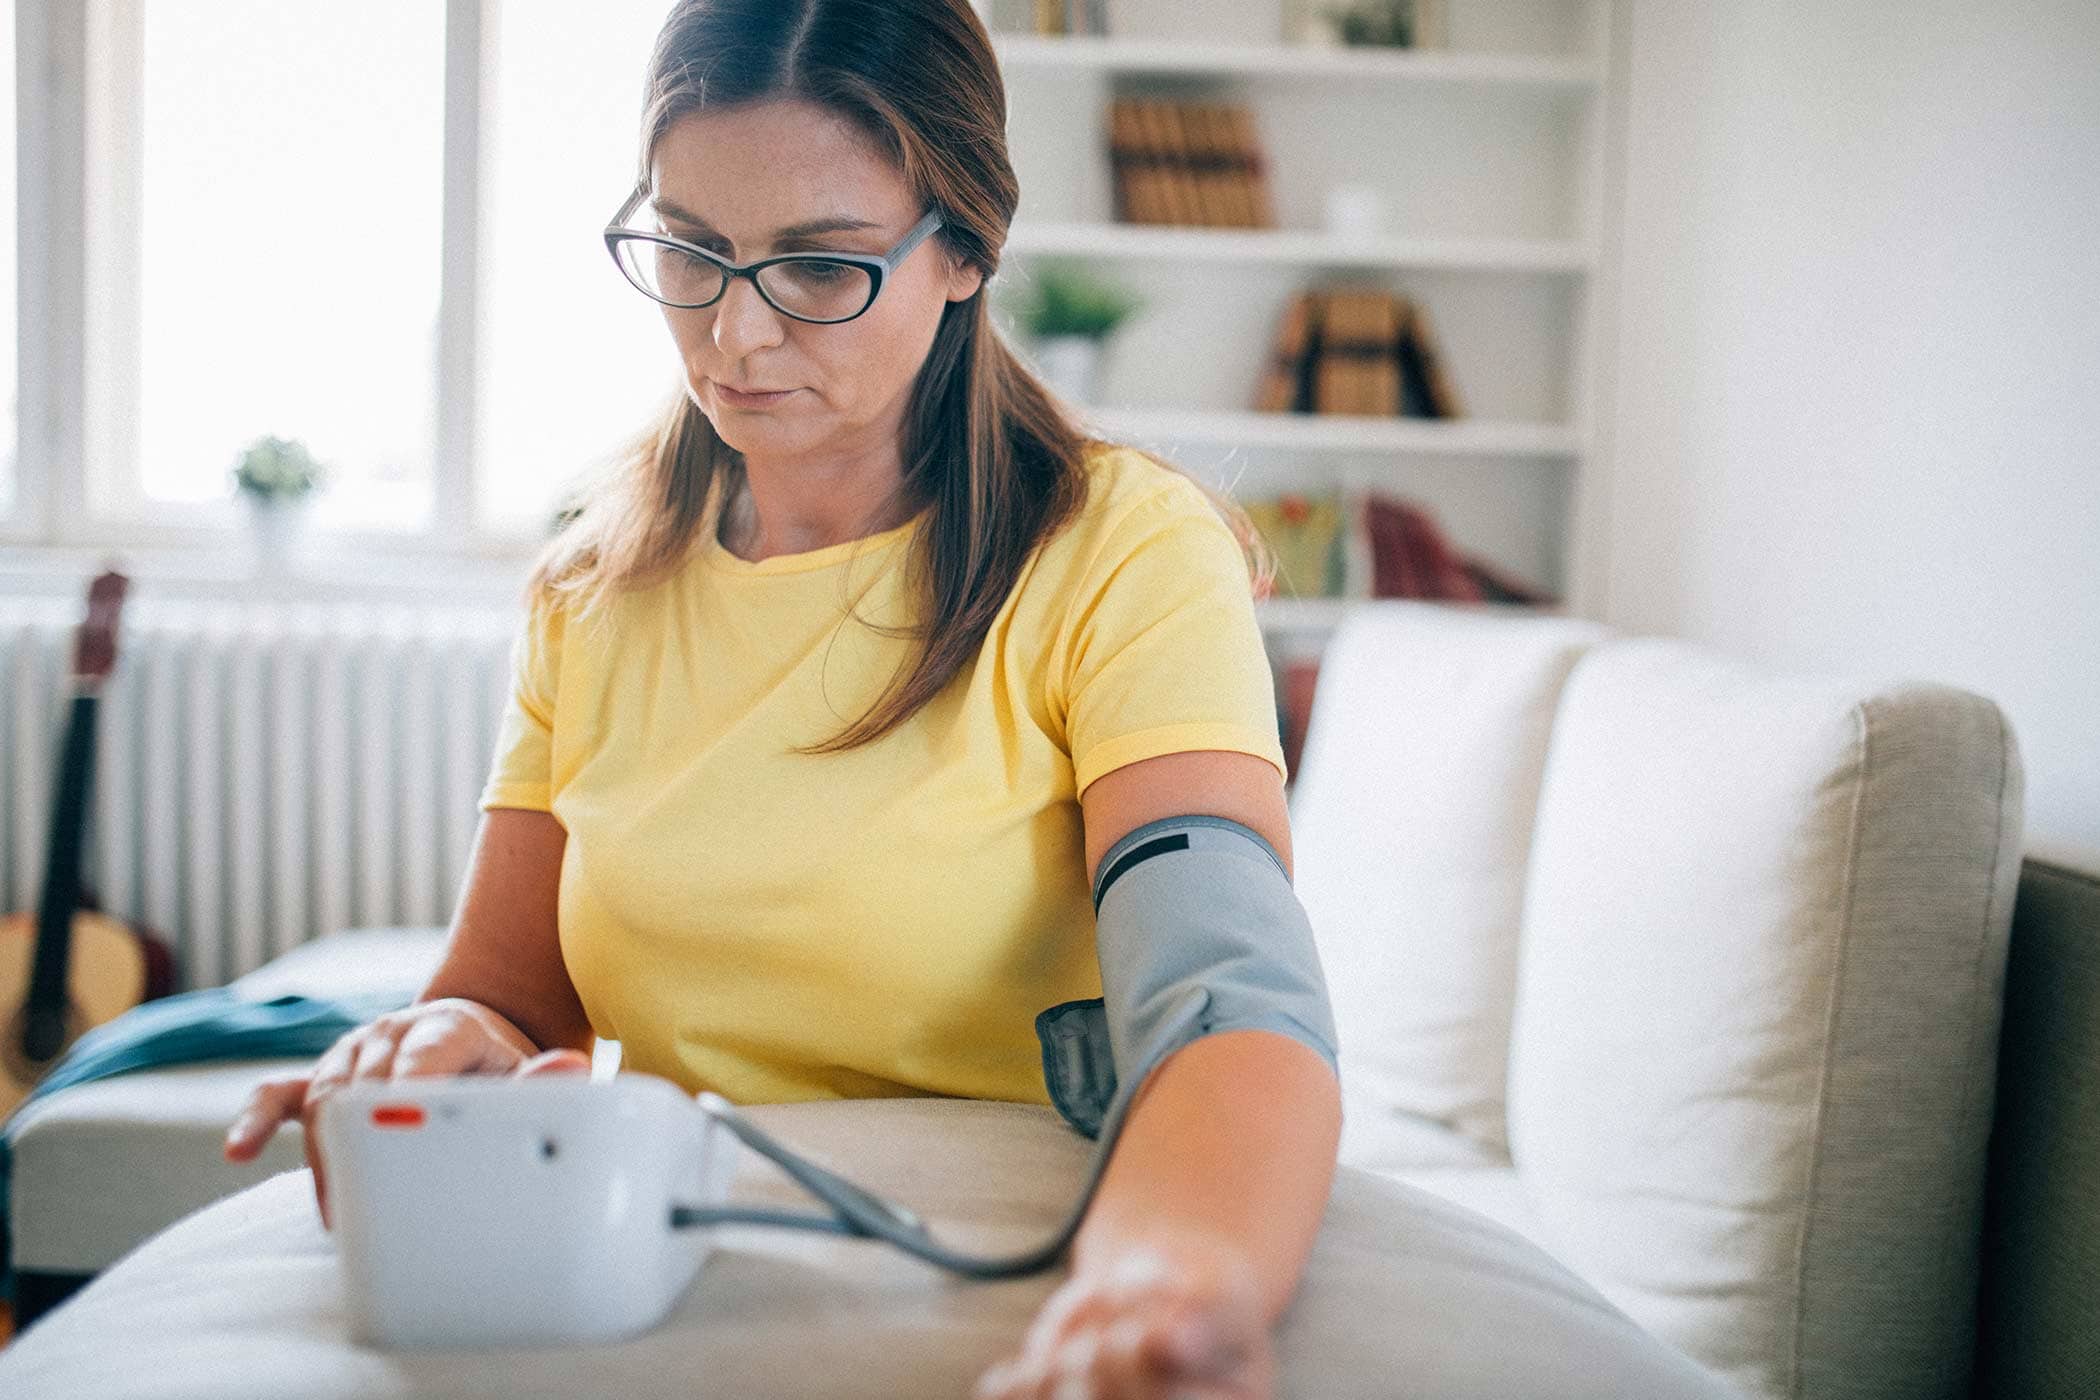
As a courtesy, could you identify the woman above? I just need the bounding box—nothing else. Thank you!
[223,2,1340,1396]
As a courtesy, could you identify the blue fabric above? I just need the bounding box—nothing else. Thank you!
[0,984,413,1304]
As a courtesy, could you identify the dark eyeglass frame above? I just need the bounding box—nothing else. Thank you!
[603,183,945,324]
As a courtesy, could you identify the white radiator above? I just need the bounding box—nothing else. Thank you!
[0,596,521,991]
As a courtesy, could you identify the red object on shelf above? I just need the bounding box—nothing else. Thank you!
[1360,493,1556,605]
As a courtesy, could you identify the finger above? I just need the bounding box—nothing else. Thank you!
[981,1350,1054,1400]
[304,1031,364,1104]
[223,1075,312,1161]
[971,1355,1029,1400]
[300,1093,334,1232]
[515,1049,591,1077]
[1161,1307,1223,1375]
[1048,1327,1104,1400]
[1095,1316,1157,1400]
[1154,1303,1245,1382]
[390,1014,501,1079]
[349,1020,410,1082]
[1024,1275,1107,1359]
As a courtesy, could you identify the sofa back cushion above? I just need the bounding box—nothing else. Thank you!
[1290,601,1608,1168]
[1507,639,2025,1400]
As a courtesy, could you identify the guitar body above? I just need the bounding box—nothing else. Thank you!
[0,909,156,1121]
[1,568,177,1125]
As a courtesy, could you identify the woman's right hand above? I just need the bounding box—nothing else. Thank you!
[221,997,592,1230]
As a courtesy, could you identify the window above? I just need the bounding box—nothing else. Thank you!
[9,0,701,557]
[478,1,682,536]
[82,1,444,531]
[1,0,16,518]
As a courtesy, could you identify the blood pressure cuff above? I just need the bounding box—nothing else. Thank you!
[1034,813,1340,1143]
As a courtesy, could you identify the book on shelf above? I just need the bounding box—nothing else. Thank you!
[1107,97,1272,230]
[1245,491,1346,600]
[1394,298,1464,418]
[1243,486,1557,607]
[1031,0,1108,36]
[1315,287,1403,416]
[1253,284,1461,418]
[1413,0,1449,48]
[1254,290,1317,413]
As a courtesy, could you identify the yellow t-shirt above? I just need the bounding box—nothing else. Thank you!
[477,442,1287,1109]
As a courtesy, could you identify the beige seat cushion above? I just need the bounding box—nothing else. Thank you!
[1508,639,2025,1400]
[0,1097,1738,1398]
[8,927,450,1274]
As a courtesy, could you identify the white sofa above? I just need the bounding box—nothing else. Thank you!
[2,599,2044,1399]
[1291,601,2026,1400]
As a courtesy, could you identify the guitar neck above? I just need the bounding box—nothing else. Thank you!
[29,691,99,1018]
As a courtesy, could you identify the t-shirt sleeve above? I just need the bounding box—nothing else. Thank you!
[1056,483,1288,799]
[478,592,566,814]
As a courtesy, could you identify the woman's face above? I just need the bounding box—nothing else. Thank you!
[646,100,983,464]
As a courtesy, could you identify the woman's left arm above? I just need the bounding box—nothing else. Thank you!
[974,749,1341,1400]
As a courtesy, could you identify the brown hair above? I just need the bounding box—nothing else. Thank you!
[526,0,1273,755]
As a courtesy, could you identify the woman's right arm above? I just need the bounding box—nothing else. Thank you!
[416,806,590,1054]
[222,807,587,1223]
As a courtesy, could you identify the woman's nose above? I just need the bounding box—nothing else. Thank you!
[711,275,787,358]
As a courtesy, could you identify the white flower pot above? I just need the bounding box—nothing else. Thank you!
[1033,335,1105,407]
[246,496,311,577]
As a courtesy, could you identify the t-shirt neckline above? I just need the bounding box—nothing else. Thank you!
[701,474,925,576]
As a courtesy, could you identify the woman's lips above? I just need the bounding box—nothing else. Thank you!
[715,381,799,409]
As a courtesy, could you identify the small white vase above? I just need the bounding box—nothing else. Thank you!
[1033,335,1105,407]
[246,496,310,577]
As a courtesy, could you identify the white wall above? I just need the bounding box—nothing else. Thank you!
[1594,0,2100,864]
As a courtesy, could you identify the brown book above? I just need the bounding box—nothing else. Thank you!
[1255,291,1316,412]
[1170,103,1219,226]
[1224,105,1275,228]
[1218,104,1259,226]
[1115,100,1166,223]
[1111,101,1145,222]
[1033,0,1066,35]
[1107,101,1139,222]
[1315,288,1400,414]
[1161,102,1207,226]
[1190,104,1236,227]
[1133,101,1180,224]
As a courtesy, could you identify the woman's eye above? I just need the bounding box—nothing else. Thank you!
[786,260,852,284]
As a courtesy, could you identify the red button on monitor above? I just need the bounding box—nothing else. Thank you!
[371,1104,427,1129]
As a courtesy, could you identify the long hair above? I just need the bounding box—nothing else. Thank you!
[525,0,1274,755]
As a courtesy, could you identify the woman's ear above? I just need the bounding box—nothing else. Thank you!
[945,256,985,303]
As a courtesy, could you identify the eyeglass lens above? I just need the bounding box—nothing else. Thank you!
[615,241,874,321]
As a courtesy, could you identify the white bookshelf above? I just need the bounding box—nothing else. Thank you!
[977,0,1620,646]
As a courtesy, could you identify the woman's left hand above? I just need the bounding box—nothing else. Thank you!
[972,1231,1274,1400]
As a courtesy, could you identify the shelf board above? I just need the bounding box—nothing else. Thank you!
[1253,596,1568,633]
[1077,406,1582,458]
[1255,596,1357,631]
[992,34,1600,90]
[1005,220,1591,273]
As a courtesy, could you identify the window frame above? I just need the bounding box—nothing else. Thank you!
[0,0,546,579]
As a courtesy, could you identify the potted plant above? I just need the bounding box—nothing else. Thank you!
[1321,1,1415,47]
[1016,261,1142,407]
[229,434,327,575]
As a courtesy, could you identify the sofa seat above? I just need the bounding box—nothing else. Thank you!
[0,1097,1737,1399]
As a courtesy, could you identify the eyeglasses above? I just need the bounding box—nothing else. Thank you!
[603,183,945,325]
